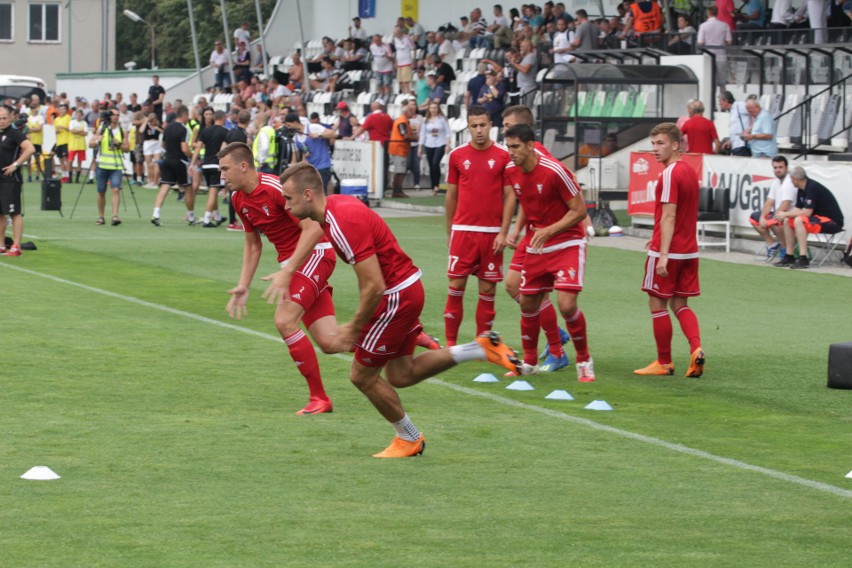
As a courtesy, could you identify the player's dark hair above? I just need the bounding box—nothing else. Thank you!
[218,142,255,166]
[771,155,788,166]
[175,105,189,118]
[280,161,323,193]
[650,122,682,144]
[719,91,735,104]
[504,123,536,143]
[502,105,534,125]
[214,110,226,121]
[468,105,490,120]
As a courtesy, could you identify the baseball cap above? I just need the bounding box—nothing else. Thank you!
[283,112,300,123]
[336,101,349,110]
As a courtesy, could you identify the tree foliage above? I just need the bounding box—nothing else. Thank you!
[116,0,276,70]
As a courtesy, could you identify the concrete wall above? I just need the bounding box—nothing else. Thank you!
[2,0,115,90]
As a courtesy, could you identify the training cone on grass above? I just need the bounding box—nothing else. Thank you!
[21,466,61,480]
[506,380,535,391]
[545,389,574,401]
[585,400,613,411]
[846,470,852,479]
[473,373,500,383]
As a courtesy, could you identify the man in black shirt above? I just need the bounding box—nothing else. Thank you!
[774,166,845,269]
[223,110,250,231]
[0,106,36,256]
[430,54,456,91]
[147,75,166,120]
[193,110,230,227]
[151,105,193,226]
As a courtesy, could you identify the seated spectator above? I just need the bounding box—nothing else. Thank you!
[680,100,720,154]
[742,99,777,158]
[430,54,456,91]
[340,38,368,70]
[668,14,696,54]
[436,32,455,62]
[477,71,506,126]
[425,32,440,58]
[750,155,799,259]
[465,63,489,109]
[467,8,491,48]
[287,51,304,91]
[489,4,515,48]
[577,133,619,167]
[735,0,767,30]
[267,77,292,107]
[774,167,845,269]
[309,57,340,92]
[420,73,447,110]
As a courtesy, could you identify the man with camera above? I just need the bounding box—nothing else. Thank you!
[283,113,337,194]
[89,107,130,226]
[0,105,36,256]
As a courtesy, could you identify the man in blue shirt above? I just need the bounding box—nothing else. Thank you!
[743,99,777,158]
[284,113,337,194]
[736,0,766,29]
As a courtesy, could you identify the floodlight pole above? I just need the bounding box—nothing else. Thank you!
[187,0,204,93]
[254,0,270,78]
[219,0,236,87]
[123,9,156,69]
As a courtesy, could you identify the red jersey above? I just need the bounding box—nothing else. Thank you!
[680,116,718,155]
[649,160,700,256]
[446,141,511,232]
[232,173,328,263]
[361,111,393,142]
[322,195,422,291]
[505,156,585,250]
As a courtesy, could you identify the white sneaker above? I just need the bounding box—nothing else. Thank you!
[414,184,421,190]
[576,358,596,382]
[520,362,539,376]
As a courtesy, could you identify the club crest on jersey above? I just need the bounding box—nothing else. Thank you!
[488,159,495,169]
[262,205,270,216]
[463,159,471,170]
[536,184,543,194]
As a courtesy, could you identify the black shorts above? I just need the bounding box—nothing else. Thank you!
[32,144,43,155]
[54,144,68,158]
[202,166,222,188]
[159,158,190,187]
[0,180,23,216]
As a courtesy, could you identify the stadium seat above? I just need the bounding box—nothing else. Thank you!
[696,186,731,253]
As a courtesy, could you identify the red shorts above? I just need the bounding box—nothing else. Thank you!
[354,279,425,367]
[749,211,780,227]
[69,150,86,163]
[447,230,504,281]
[520,243,586,294]
[642,254,700,299]
[508,233,530,272]
[287,247,336,327]
[787,214,842,234]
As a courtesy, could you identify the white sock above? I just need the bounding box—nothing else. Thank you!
[153,207,161,218]
[213,210,222,221]
[203,211,212,223]
[449,342,486,363]
[392,413,421,442]
[187,211,195,221]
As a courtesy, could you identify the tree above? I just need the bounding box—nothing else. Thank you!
[116,0,276,70]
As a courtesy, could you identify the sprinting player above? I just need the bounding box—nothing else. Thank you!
[151,105,193,226]
[280,162,522,458]
[501,105,571,373]
[443,106,514,347]
[503,124,596,382]
[634,123,704,378]
[218,142,336,415]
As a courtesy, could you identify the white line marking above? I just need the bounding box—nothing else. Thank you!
[3,262,850,500]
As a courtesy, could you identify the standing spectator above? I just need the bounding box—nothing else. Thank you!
[53,103,71,182]
[128,93,142,113]
[697,5,733,91]
[510,40,538,106]
[742,99,777,158]
[117,102,133,132]
[224,110,250,232]
[405,16,426,48]
[387,102,418,198]
[151,105,194,226]
[551,17,576,64]
[210,40,232,91]
[68,109,89,183]
[24,99,44,182]
[232,41,252,82]
[634,122,705,378]
[352,100,393,143]
[349,16,368,41]
[88,107,128,226]
[716,0,737,31]
[406,99,424,190]
[805,0,830,43]
[774,167,845,269]
[477,71,507,126]
[0,105,36,256]
[718,91,750,155]
[333,102,360,140]
[668,14,697,54]
[750,155,798,259]
[141,113,163,187]
[370,34,395,100]
[233,22,251,47]
[680,100,720,154]
[285,112,337,194]
[571,10,600,52]
[393,27,416,95]
[147,75,166,120]
[421,73,447,107]
[418,102,452,195]
[465,63,489,109]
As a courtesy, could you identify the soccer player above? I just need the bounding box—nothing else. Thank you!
[634,123,704,378]
[218,142,336,415]
[503,124,596,382]
[151,105,194,226]
[280,162,522,458]
[443,105,514,347]
[501,105,572,373]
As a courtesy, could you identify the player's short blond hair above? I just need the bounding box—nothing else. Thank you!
[217,142,255,167]
[280,161,323,193]
[650,122,682,144]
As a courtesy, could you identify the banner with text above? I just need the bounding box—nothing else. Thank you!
[333,140,385,198]
[627,152,704,216]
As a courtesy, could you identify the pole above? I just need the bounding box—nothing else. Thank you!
[254,0,269,78]
[220,0,236,87]
[187,0,204,93]
[295,0,308,94]
[68,0,72,72]
[150,24,156,69]
[102,0,109,71]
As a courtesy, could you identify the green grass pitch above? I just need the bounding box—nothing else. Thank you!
[1,182,850,566]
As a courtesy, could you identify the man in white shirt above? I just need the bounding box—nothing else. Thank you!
[436,32,455,62]
[233,23,251,46]
[696,5,732,90]
[749,156,799,259]
[370,34,395,100]
[349,17,368,41]
[550,17,576,63]
[209,40,232,91]
[718,91,750,156]
[488,4,514,48]
[393,27,415,95]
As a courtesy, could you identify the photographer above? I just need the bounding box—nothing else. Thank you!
[274,116,300,175]
[283,113,337,194]
[89,107,129,226]
[0,105,36,256]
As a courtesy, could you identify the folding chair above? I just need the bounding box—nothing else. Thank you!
[812,230,847,267]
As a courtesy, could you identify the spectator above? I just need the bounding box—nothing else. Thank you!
[405,16,427,48]
[286,112,337,193]
[267,77,291,106]
[53,103,71,182]
[735,0,767,30]
[697,5,733,91]
[577,133,619,167]
[68,108,88,184]
[388,101,418,198]
[0,105,36,257]
[232,41,252,82]
[333,102,360,140]
[430,54,456,90]
[676,99,695,152]
[24,99,44,182]
[253,44,267,73]
[393,27,416,95]
[716,0,737,31]
[210,40,232,91]
[769,0,797,42]
[418,101,452,195]
[622,0,664,45]
[436,31,455,62]
[413,67,431,107]
[352,99,393,184]
[88,107,128,226]
[406,99,424,190]
[680,100,720,154]
[774,167,845,269]
[288,51,304,91]
[806,0,830,43]
[467,8,490,48]
[310,57,340,92]
[477,71,507,126]
[424,32,440,58]
[147,75,166,120]
[422,74,447,108]
[750,155,798,259]
[369,34,394,100]
[510,40,538,106]
[571,9,600,52]
[465,63,489,109]
[668,14,697,54]
[742,99,777,158]
[718,91,750,155]
[489,4,515,48]
[340,38,368,70]
[551,17,576,64]
[233,22,251,46]
[349,16,368,41]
